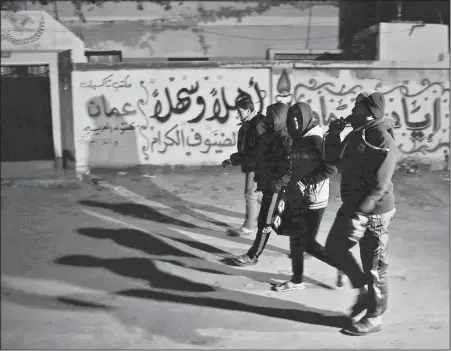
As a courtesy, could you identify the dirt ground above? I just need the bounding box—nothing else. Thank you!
[1,166,449,349]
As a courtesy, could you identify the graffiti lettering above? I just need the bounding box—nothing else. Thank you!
[74,69,270,166]
[87,95,137,118]
[149,124,237,155]
[274,69,450,158]
[80,74,132,91]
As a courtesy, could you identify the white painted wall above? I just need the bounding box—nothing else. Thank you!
[71,68,271,169]
[71,61,450,169]
[273,65,450,163]
[378,22,449,63]
[1,51,63,159]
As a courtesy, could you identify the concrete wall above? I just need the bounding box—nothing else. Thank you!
[378,22,449,63]
[72,61,450,170]
[72,65,270,169]
[1,10,86,62]
[23,1,339,60]
[273,63,450,162]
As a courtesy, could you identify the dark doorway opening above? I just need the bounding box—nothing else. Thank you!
[1,64,55,162]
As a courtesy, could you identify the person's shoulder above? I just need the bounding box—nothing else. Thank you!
[365,127,394,148]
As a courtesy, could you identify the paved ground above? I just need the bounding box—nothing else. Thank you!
[1,166,449,349]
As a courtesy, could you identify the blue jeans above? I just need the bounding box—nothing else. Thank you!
[325,206,396,318]
[242,171,262,230]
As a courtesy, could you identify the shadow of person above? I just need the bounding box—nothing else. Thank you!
[52,225,348,345]
[99,169,244,229]
[115,288,348,329]
[76,227,329,289]
[1,285,115,312]
[55,255,215,293]
[78,199,289,257]
[79,200,198,229]
[54,252,347,329]
[77,227,221,258]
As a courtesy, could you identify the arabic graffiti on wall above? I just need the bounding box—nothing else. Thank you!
[72,69,269,167]
[273,68,450,158]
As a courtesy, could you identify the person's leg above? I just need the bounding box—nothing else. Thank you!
[247,192,280,259]
[324,207,367,289]
[274,233,307,291]
[232,192,279,265]
[242,171,260,231]
[361,209,395,318]
[305,207,336,268]
[290,233,308,283]
[342,208,395,336]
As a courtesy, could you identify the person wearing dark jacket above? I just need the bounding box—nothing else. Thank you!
[222,97,266,236]
[274,102,338,292]
[324,91,397,336]
[231,102,292,266]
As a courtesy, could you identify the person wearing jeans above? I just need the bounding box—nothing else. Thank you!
[324,91,397,336]
[243,170,262,231]
[230,102,292,266]
[222,97,265,236]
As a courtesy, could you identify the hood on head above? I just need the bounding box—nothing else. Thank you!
[287,102,317,138]
[265,103,289,132]
[357,91,385,119]
[364,117,396,140]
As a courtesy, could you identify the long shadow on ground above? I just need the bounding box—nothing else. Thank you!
[114,171,246,220]
[54,228,348,339]
[79,201,290,257]
[90,173,243,229]
[76,228,330,287]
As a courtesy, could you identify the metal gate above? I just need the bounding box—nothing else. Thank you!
[1,64,54,162]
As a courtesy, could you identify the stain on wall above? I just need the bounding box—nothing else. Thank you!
[61,1,339,59]
[1,10,86,62]
[273,68,450,159]
[72,68,270,168]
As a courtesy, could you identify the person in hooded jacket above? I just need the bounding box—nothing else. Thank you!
[324,91,397,336]
[230,102,292,266]
[222,97,266,236]
[273,102,338,292]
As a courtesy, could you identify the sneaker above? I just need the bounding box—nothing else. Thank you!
[231,254,258,266]
[341,316,382,336]
[227,227,254,237]
[273,280,306,292]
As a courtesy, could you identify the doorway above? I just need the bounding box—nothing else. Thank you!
[1,64,54,162]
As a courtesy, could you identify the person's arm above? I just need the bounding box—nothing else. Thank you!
[324,118,347,165]
[272,136,293,192]
[295,136,337,185]
[324,132,343,165]
[229,121,262,166]
[355,131,397,215]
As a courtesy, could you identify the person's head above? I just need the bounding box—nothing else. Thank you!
[286,102,317,139]
[264,102,289,133]
[349,91,385,128]
[236,97,255,123]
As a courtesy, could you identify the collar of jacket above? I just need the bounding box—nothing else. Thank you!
[339,118,388,158]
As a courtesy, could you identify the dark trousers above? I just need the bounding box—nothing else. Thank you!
[325,206,396,318]
[289,207,336,283]
[247,192,281,259]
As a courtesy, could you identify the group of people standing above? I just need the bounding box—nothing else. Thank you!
[222,92,397,336]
